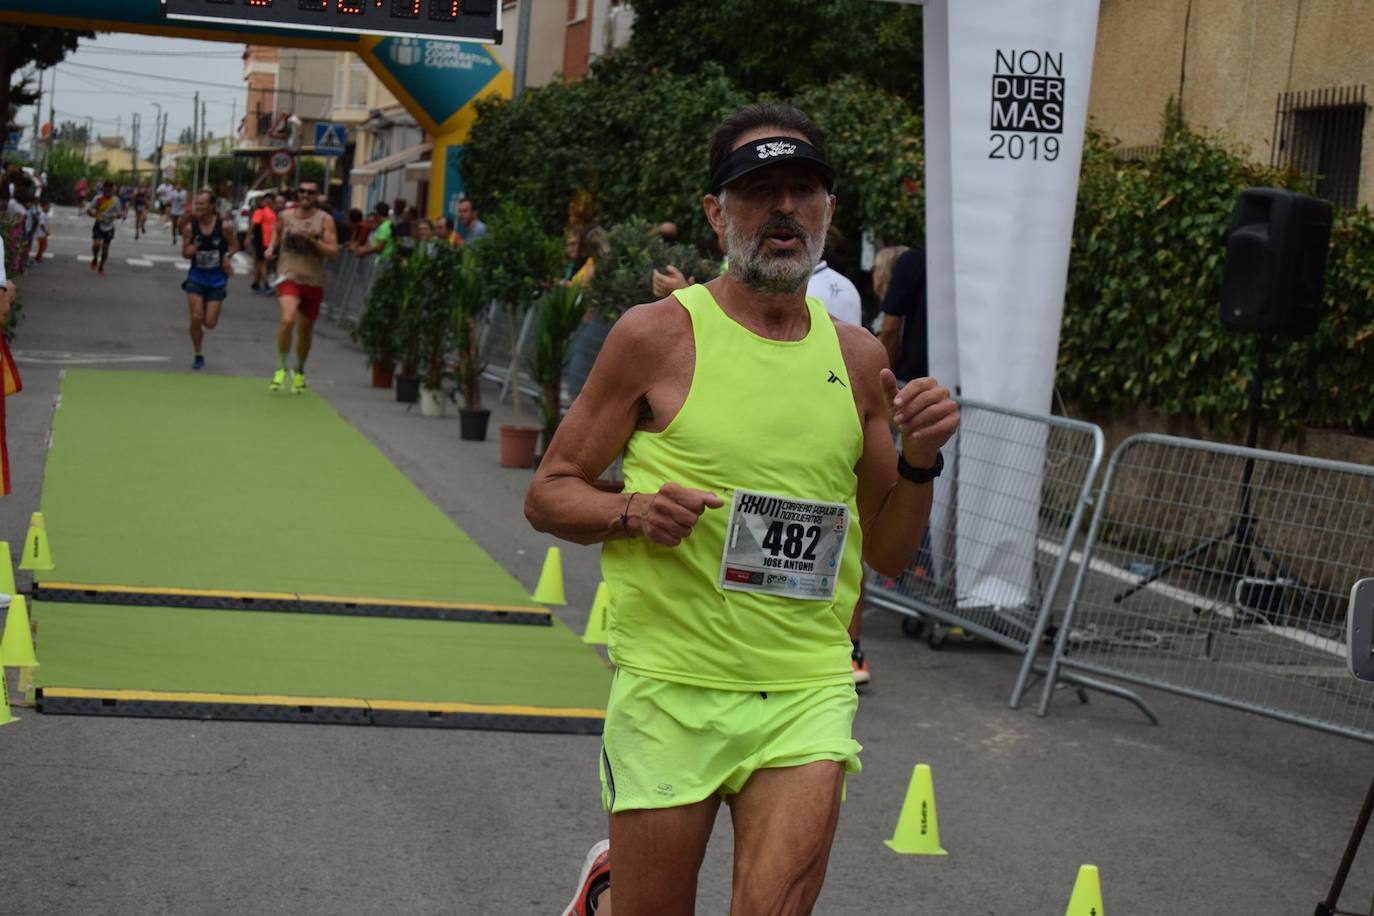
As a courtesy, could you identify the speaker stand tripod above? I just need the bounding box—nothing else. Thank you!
[1313,771,1374,916]
[1113,336,1316,616]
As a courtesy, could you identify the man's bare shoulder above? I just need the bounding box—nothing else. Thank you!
[605,295,691,355]
[833,319,888,377]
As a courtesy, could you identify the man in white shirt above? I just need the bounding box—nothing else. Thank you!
[806,258,862,325]
[168,183,188,245]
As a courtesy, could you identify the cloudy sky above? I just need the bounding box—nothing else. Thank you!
[16,33,247,151]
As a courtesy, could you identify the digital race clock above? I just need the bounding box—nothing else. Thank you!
[162,0,501,43]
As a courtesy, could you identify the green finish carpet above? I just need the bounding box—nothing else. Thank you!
[27,371,609,730]
[33,602,609,729]
[39,371,538,611]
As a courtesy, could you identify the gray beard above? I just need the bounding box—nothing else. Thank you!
[722,206,827,295]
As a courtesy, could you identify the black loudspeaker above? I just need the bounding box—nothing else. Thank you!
[1219,188,1333,337]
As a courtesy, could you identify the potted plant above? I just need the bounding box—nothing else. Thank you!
[470,203,562,467]
[450,248,490,441]
[351,255,404,388]
[394,246,428,404]
[415,245,462,417]
[527,282,587,454]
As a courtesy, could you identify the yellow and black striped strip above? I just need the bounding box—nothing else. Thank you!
[37,687,605,735]
[33,582,550,625]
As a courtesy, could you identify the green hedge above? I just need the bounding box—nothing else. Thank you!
[464,65,923,255]
[1060,116,1374,437]
[467,74,1374,437]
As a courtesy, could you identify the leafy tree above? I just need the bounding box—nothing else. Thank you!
[0,26,91,132]
[624,0,922,102]
[177,126,197,145]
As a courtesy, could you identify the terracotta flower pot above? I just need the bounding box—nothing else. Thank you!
[499,424,540,468]
[370,363,395,388]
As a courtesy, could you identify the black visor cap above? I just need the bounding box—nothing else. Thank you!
[709,136,834,196]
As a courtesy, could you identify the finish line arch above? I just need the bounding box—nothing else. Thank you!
[0,0,512,219]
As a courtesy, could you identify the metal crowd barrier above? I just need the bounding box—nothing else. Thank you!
[565,315,613,401]
[479,302,540,403]
[863,398,1146,712]
[1039,433,1374,743]
[323,251,377,328]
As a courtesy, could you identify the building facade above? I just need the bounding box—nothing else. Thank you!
[1089,0,1374,208]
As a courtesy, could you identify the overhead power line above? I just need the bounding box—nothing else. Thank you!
[61,60,333,99]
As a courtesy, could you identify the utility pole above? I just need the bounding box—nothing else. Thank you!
[83,116,92,166]
[151,102,163,186]
[131,112,140,185]
[30,67,43,161]
[191,91,199,189]
[514,0,531,98]
[200,98,208,191]
[43,65,56,177]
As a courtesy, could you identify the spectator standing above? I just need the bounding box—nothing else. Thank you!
[251,195,278,295]
[353,202,394,260]
[33,201,49,263]
[877,246,928,383]
[454,197,486,244]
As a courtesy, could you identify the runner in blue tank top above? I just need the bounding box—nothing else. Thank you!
[180,189,237,371]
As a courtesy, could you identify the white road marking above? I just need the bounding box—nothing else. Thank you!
[13,349,171,366]
[1036,538,1345,658]
[126,259,154,268]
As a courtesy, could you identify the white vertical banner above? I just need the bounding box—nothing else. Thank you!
[921,0,959,589]
[934,1,1101,609]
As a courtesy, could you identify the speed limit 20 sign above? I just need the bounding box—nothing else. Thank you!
[268,150,295,176]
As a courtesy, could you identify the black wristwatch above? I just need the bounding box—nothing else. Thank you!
[897,450,943,484]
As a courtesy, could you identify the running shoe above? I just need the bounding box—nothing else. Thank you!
[291,369,307,394]
[269,368,286,392]
[192,354,205,371]
[562,839,610,916]
[852,647,871,687]
[89,259,97,272]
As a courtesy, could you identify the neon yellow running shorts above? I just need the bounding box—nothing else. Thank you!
[599,668,862,813]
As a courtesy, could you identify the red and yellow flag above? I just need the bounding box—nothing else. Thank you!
[0,335,22,496]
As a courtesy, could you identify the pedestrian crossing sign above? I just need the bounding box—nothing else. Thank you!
[314,123,347,156]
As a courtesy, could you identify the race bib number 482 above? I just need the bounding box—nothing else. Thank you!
[718,489,849,602]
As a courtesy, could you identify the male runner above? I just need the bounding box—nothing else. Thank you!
[132,182,150,240]
[86,181,122,276]
[526,103,959,915]
[263,180,338,393]
[181,189,236,371]
[168,182,188,244]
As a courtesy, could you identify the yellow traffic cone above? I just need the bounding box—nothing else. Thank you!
[884,763,948,855]
[531,546,566,605]
[0,542,15,595]
[0,665,16,726]
[18,513,53,572]
[581,581,610,645]
[1064,865,1104,916]
[1,595,38,668]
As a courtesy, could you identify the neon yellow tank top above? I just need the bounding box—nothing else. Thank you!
[601,284,865,691]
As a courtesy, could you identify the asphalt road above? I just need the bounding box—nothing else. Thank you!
[1,206,1371,915]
